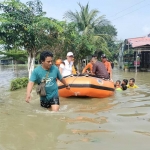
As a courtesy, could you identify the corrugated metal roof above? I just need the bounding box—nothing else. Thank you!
[126,36,150,48]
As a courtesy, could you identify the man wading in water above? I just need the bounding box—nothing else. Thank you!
[25,51,70,111]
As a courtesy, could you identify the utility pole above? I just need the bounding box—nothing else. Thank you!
[135,50,137,73]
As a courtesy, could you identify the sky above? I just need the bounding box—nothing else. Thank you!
[2,0,150,40]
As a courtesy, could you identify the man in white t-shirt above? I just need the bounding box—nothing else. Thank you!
[59,52,74,77]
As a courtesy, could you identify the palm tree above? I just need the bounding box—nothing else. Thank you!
[64,3,107,35]
[64,3,112,57]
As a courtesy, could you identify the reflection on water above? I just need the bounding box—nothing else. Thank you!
[0,66,150,150]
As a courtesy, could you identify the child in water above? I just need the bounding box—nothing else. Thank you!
[121,79,128,90]
[122,79,128,86]
[115,80,122,91]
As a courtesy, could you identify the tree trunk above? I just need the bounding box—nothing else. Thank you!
[28,50,36,78]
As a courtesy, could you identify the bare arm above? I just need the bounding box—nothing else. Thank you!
[26,81,34,103]
[82,64,89,74]
[110,71,113,80]
[60,78,70,89]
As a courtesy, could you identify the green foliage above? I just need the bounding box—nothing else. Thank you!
[60,22,95,61]
[0,0,119,66]
[64,2,106,35]
[0,49,27,61]
[95,24,117,37]
[0,0,63,54]
[64,3,118,60]
[10,77,28,91]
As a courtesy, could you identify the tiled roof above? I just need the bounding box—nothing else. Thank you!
[126,36,150,48]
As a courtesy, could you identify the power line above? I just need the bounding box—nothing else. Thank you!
[110,0,146,18]
[111,3,150,21]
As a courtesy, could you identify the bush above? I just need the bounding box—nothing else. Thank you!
[10,77,29,91]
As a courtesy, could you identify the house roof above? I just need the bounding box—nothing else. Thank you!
[125,36,150,48]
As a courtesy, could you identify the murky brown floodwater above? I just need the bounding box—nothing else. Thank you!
[0,65,150,150]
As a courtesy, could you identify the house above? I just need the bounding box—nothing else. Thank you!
[118,35,150,72]
[0,55,13,65]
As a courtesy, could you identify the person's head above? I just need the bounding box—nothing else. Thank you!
[129,78,135,86]
[55,59,62,68]
[121,85,127,90]
[66,52,74,62]
[115,80,121,86]
[101,54,107,63]
[90,59,93,63]
[91,56,97,64]
[92,54,98,59]
[40,51,53,70]
[122,79,128,85]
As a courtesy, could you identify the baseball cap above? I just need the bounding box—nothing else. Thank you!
[101,54,107,58]
[67,52,74,57]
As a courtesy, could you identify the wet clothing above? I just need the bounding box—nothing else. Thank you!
[30,65,62,107]
[60,60,73,77]
[127,84,138,88]
[116,88,122,91]
[92,61,109,79]
[103,61,112,74]
[40,94,60,108]
[82,62,93,73]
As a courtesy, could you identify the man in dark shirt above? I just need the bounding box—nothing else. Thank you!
[91,56,109,79]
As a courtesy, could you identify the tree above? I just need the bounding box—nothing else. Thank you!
[0,49,27,62]
[95,24,119,60]
[0,0,63,77]
[64,3,106,35]
[64,3,112,58]
[64,3,119,60]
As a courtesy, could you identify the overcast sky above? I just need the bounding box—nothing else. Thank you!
[2,0,150,40]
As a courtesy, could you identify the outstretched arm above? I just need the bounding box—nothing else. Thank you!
[60,78,70,89]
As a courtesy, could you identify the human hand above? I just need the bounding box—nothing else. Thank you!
[65,84,70,90]
[110,78,114,82]
[77,71,80,75]
[86,70,89,74]
[26,94,31,103]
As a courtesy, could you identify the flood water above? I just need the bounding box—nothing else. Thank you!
[0,65,150,150]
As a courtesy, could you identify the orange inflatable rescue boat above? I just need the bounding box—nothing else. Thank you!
[58,74,115,98]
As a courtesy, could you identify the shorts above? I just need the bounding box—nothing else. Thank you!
[40,95,60,108]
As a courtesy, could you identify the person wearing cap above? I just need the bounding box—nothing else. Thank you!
[101,54,112,80]
[59,52,74,77]
[91,56,109,79]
